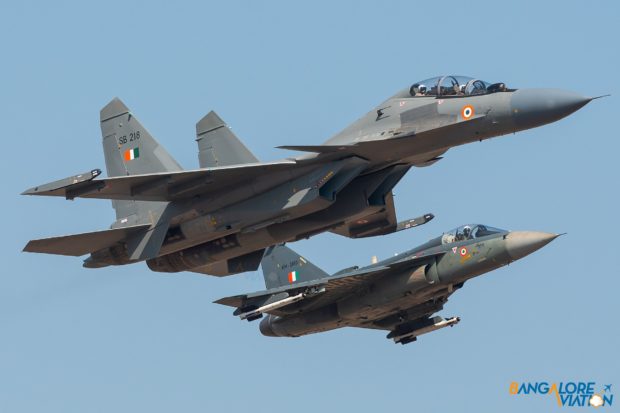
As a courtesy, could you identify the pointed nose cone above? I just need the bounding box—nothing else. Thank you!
[511,89,591,130]
[504,231,559,261]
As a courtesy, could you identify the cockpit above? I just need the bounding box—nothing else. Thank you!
[410,75,509,97]
[441,224,506,245]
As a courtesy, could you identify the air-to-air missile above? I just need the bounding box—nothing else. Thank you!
[23,75,593,276]
[216,223,560,344]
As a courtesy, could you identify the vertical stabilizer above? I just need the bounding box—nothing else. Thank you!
[100,97,182,221]
[261,245,329,289]
[196,111,259,168]
[100,98,182,177]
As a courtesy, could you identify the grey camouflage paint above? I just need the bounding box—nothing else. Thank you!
[23,79,592,276]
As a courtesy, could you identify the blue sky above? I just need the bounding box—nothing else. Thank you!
[0,1,618,412]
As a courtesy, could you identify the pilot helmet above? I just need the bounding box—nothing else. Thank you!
[463,225,472,237]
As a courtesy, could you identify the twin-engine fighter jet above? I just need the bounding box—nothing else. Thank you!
[23,76,592,276]
[216,225,559,344]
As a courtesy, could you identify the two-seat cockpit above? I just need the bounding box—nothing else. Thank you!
[410,75,509,97]
[441,224,506,245]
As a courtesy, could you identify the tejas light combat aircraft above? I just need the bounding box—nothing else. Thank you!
[216,225,559,344]
[23,75,592,276]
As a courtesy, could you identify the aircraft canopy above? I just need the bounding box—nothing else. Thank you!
[441,224,506,244]
[410,76,507,97]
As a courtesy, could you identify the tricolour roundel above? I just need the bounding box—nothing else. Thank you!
[461,105,474,120]
[459,247,468,256]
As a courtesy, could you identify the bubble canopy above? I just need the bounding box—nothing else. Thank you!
[441,224,506,245]
[410,75,506,97]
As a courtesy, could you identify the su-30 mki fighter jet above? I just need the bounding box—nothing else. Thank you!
[23,76,594,276]
[216,225,560,344]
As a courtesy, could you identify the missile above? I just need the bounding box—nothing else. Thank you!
[239,287,325,321]
[395,213,434,233]
[390,316,460,344]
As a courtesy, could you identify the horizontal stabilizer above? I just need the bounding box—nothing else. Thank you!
[277,145,353,153]
[20,160,298,202]
[23,224,150,256]
[23,160,304,201]
[22,169,102,198]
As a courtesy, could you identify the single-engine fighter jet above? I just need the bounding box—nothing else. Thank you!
[216,224,560,344]
[23,76,592,276]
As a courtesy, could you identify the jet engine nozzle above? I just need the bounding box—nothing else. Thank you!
[504,231,559,261]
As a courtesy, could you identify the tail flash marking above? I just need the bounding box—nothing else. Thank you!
[288,270,298,283]
[124,147,140,161]
[261,245,329,289]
